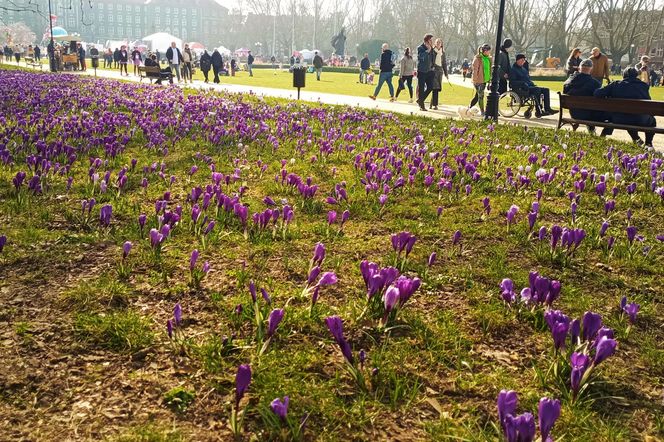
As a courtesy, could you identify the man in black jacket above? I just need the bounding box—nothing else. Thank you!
[563,59,610,134]
[313,51,323,80]
[416,34,434,111]
[113,48,120,68]
[200,50,212,83]
[594,67,657,147]
[211,49,223,84]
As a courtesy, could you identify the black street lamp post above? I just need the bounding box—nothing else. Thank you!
[47,0,57,72]
[485,0,507,121]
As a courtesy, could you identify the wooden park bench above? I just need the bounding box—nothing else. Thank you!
[24,56,43,70]
[138,65,173,84]
[557,92,664,136]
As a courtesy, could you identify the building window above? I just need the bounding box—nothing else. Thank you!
[155,16,160,25]
[109,15,113,22]
[174,8,178,15]
[116,4,122,10]
[166,7,170,13]
[155,6,160,13]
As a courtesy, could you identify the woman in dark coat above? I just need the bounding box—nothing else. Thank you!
[200,50,212,83]
[211,49,223,84]
[566,48,582,77]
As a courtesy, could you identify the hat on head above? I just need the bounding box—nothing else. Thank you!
[515,53,526,61]
[502,38,513,49]
[580,59,593,68]
[481,44,491,51]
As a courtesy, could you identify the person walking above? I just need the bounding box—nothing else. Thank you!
[104,48,112,68]
[230,58,237,76]
[34,45,41,62]
[566,48,582,77]
[211,49,223,83]
[313,51,324,80]
[594,67,656,147]
[416,34,435,111]
[166,42,183,82]
[368,43,396,101]
[76,43,86,71]
[466,44,492,116]
[113,47,120,69]
[430,38,449,110]
[247,50,254,76]
[360,53,371,83]
[13,44,22,63]
[182,44,193,83]
[590,47,610,85]
[119,45,129,76]
[395,47,415,102]
[497,38,512,93]
[131,47,142,76]
[200,49,212,83]
[461,58,470,81]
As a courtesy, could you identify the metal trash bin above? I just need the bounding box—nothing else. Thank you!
[293,67,305,99]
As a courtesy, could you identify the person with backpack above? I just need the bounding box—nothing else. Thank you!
[368,43,396,102]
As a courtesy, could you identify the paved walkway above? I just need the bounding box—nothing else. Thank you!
[4,60,662,152]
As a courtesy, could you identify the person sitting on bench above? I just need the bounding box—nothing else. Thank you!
[145,54,173,84]
[593,67,656,148]
[562,58,611,135]
[509,53,557,116]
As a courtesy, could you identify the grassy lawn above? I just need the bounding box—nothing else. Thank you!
[1,66,663,441]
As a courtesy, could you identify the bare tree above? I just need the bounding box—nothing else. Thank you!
[588,0,656,65]
[503,0,548,52]
[543,0,592,58]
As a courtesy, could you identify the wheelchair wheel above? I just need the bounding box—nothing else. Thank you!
[498,91,521,117]
[524,107,532,119]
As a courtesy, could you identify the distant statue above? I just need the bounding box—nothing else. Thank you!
[331,27,346,59]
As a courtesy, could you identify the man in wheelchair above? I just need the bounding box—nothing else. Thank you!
[509,54,557,116]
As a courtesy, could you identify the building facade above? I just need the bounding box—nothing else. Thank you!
[4,0,228,47]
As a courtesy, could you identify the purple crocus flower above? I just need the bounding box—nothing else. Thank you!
[538,397,561,442]
[235,364,252,406]
[0,235,6,253]
[190,249,199,270]
[427,252,437,268]
[623,302,640,324]
[317,272,338,286]
[384,286,400,314]
[149,228,163,248]
[173,302,182,326]
[138,214,147,232]
[122,241,132,259]
[312,242,325,266]
[341,210,350,226]
[167,319,173,339]
[582,311,603,342]
[261,288,272,304]
[570,352,590,395]
[249,281,257,303]
[619,296,627,310]
[267,308,285,337]
[600,221,609,237]
[626,226,637,245]
[307,266,321,285]
[325,315,354,364]
[513,413,536,442]
[593,336,617,366]
[270,396,289,420]
[500,279,516,303]
[570,319,580,346]
[506,204,519,225]
[538,226,547,241]
[545,310,570,350]
[99,204,112,227]
[527,211,537,231]
[327,210,337,225]
[497,389,518,432]
[452,230,462,246]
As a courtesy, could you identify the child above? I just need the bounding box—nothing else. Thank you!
[367,71,375,85]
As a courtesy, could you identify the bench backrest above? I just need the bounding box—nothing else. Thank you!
[139,65,161,74]
[558,93,664,116]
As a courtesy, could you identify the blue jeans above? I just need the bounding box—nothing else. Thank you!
[248,63,253,76]
[374,72,394,97]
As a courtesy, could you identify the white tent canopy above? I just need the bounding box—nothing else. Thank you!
[215,46,232,56]
[299,49,322,60]
[142,32,182,53]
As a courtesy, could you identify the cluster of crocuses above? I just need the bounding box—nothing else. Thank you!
[544,309,618,401]
[497,390,560,442]
[537,224,586,258]
[499,271,561,309]
[302,243,338,310]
